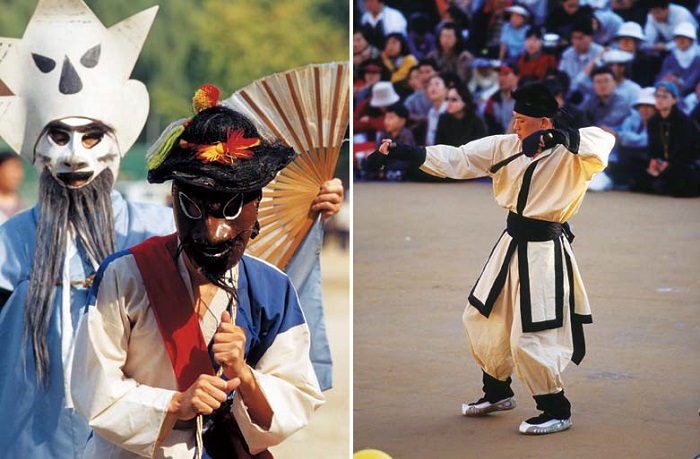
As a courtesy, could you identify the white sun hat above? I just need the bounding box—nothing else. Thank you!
[673,22,697,40]
[370,81,400,107]
[615,21,646,41]
[505,5,531,18]
[602,49,635,64]
[633,87,656,107]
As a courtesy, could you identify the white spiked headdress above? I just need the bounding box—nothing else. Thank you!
[0,0,158,162]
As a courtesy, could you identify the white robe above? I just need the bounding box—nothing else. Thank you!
[422,127,615,394]
[71,250,324,458]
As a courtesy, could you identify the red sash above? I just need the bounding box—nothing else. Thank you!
[129,234,273,459]
[130,233,213,390]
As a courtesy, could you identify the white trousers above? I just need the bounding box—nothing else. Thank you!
[463,254,574,396]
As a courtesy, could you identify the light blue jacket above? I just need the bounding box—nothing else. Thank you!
[0,191,175,459]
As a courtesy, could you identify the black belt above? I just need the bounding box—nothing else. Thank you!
[506,212,574,243]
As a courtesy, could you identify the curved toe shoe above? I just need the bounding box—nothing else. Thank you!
[461,396,517,417]
[519,414,572,435]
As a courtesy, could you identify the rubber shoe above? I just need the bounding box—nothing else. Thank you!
[518,414,572,435]
[461,396,516,417]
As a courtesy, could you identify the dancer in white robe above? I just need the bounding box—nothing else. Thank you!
[368,82,615,435]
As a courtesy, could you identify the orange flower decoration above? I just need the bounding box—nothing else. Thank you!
[181,128,260,165]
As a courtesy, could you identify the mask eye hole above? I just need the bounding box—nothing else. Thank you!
[178,192,202,220]
[48,128,70,146]
[82,131,104,148]
[32,53,56,73]
[223,194,244,221]
[80,45,101,68]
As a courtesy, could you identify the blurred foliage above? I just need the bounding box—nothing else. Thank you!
[0,0,348,139]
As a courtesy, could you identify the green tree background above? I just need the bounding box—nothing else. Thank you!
[0,0,349,198]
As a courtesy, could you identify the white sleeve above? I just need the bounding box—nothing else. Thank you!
[232,322,324,454]
[421,135,504,179]
[576,126,616,179]
[71,260,176,458]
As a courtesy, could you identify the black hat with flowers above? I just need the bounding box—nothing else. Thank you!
[147,84,296,193]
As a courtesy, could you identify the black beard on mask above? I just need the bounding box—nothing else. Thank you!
[25,169,116,388]
[175,239,239,307]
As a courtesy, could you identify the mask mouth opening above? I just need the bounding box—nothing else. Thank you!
[56,171,94,188]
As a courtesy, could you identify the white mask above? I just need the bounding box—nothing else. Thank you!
[34,117,120,188]
[0,0,157,167]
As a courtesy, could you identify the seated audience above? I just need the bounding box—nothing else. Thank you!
[656,22,700,96]
[425,73,449,145]
[426,23,474,85]
[517,28,558,81]
[360,0,408,49]
[609,87,657,189]
[483,65,519,134]
[499,5,532,66]
[435,83,488,146]
[381,32,419,93]
[639,81,700,197]
[614,21,659,87]
[582,66,632,131]
[355,81,401,143]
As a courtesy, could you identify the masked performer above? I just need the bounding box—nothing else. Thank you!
[367,82,615,435]
[0,2,173,456]
[71,97,324,458]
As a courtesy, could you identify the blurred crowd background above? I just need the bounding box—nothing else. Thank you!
[354,0,700,197]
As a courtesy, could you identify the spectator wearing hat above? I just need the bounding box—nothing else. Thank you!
[603,49,642,106]
[614,21,659,87]
[484,65,519,134]
[517,28,558,81]
[367,81,616,437]
[592,8,624,46]
[639,81,700,196]
[468,58,501,114]
[608,87,657,189]
[518,0,548,27]
[643,0,697,53]
[499,5,532,66]
[426,23,475,86]
[381,32,419,94]
[656,22,700,96]
[435,82,488,146]
[558,17,605,98]
[354,59,390,109]
[582,66,632,131]
[425,73,449,145]
[354,81,401,142]
[360,0,408,49]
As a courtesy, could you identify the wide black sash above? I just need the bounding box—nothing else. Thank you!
[506,212,574,243]
[469,213,587,364]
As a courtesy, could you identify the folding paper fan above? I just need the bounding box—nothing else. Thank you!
[223,62,350,270]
